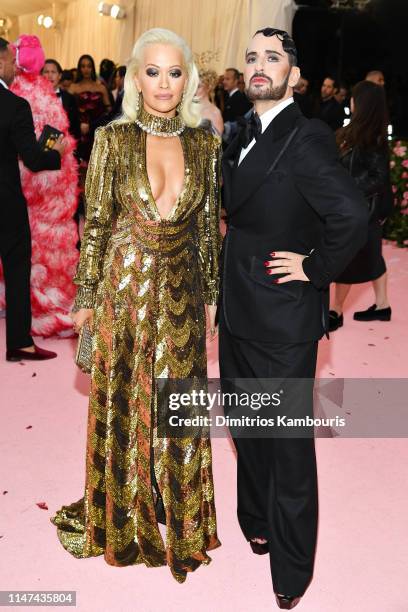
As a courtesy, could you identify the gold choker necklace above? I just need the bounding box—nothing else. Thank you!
[135,106,185,137]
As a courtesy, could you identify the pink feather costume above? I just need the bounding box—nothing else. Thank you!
[0,70,79,337]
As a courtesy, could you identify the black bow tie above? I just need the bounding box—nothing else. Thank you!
[56,90,62,98]
[239,112,262,149]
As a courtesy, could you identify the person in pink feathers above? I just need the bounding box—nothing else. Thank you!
[0,35,79,337]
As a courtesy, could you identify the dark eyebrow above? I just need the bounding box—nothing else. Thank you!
[245,49,284,58]
[145,63,182,69]
[265,50,284,56]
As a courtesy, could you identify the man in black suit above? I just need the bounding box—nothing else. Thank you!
[219,28,368,609]
[222,67,252,122]
[0,38,65,361]
[293,75,313,118]
[221,68,253,147]
[313,76,345,131]
[42,59,81,140]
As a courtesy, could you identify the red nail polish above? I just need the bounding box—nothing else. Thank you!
[267,270,273,275]
[264,261,269,267]
[273,279,279,284]
[270,252,276,256]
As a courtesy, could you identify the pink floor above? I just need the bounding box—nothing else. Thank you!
[1,242,407,612]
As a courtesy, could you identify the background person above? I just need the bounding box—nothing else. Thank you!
[313,75,345,131]
[365,70,385,87]
[330,80,393,330]
[1,35,79,338]
[42,58,81,140]
[0,37,65,361]
[197,68,224,136]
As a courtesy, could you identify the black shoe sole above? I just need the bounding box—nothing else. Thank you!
[353,315,391,322]
[329,322,343,332]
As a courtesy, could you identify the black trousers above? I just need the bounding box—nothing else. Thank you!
[0,225,33,350]
[219,313,318,597]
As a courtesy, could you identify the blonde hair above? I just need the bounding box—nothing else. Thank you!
[119,28,201,127]
[198,68,218,95]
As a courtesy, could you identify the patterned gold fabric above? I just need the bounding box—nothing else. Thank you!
[51,121,222,582]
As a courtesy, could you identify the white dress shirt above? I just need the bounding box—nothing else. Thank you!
[238,96,294,165]
[0,78,9,89]
[229,87,239,97]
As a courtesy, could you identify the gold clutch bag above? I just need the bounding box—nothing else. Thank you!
[75,321,92,374]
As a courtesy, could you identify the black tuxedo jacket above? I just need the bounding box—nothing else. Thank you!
[314,97,345,132]
[222,90,252,123]
[220,103,368,343]
[58,89,81,140]
[0,84,61,232]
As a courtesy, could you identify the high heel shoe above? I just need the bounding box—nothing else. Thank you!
[275,593,301,609]
[249,540,269,555]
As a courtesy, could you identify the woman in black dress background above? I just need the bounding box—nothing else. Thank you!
[329,81,393,331]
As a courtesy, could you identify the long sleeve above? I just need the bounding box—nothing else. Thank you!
[11,96,61,172]
[293,120,369,290]
[195,135,222,304]
[352,148,390,199]
[73,126,115,309]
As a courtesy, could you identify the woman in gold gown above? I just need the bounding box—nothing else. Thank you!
[51,28,222,583]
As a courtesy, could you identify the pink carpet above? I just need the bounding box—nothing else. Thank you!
[1,242,407,611]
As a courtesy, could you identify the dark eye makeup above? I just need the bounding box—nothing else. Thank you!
[145,67,183,78]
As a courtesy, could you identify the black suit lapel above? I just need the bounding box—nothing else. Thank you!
[228,103,303,215]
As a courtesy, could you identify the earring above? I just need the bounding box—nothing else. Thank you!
[136,90,142,112]
[177,91,186,113]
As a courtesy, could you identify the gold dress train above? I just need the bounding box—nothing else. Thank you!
[51,110,222,583]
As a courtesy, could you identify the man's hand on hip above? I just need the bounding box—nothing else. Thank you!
[264,251,310,283]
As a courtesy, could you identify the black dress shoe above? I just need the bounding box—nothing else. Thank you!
[353,304,391,322]
[328,310,343,332]
[249,540,269,555]
[275,594,302,609]
[6,344,57,362]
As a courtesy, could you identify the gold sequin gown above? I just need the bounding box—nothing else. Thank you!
[51,116,222,583]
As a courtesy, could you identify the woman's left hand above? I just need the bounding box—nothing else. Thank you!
[265,251,310,283]
[206,304,218,341]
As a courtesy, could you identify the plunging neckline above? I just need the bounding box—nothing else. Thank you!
[142,130,188,222]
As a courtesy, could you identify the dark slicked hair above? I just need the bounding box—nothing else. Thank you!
[0,37,9,51]
[226,67,240,81]
[43,58,63,74]
[323,75,340,91]
[253,27,298,67]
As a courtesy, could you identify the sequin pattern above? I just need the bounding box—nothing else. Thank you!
[51,122,222,582]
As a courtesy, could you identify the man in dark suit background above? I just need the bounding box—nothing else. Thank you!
[222,67,252,122]
[219,28,368,609]
[293,75,313,118]
[313,75,345,131]
[221,67,253,147]
[0,38,66,361]
[42,59,81,140]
